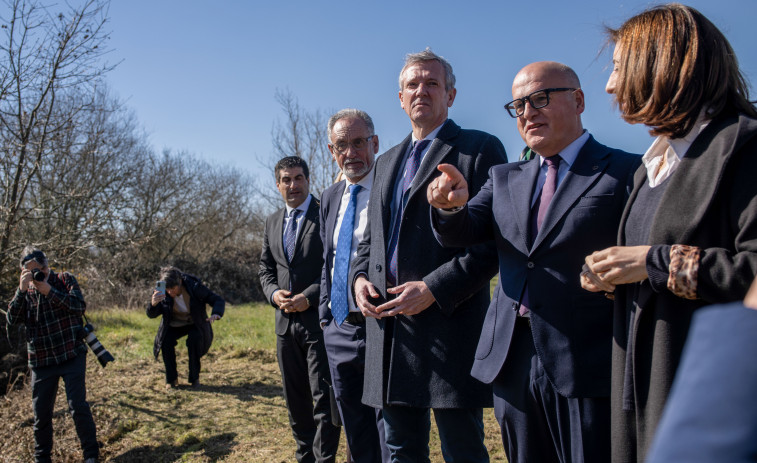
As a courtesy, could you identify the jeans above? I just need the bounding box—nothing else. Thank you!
[31,352,98,462]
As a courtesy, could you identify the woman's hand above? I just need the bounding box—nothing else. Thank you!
[585,246,651,286]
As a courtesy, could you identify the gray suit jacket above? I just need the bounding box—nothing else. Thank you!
[350,119,506,408]
[259,195,323,336]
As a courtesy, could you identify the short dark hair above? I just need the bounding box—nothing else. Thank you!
[274,156,310,182]
[20,246,47,269]
[159,266,183,289]
[607,3,757,137]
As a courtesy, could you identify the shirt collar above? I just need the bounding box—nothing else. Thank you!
[538,130,589,168]
[411,119,447,144]
[285,194,311,216]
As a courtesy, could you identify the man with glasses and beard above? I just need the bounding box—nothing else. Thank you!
[429,61,640,463]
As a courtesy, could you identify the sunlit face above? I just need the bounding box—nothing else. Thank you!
[276,166,310,208]
[606,44,622,95]
[399,60,456,130]
[511,64,585,157]
[328,118,378,182]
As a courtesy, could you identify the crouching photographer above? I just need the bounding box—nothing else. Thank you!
[5,247,100,463]
[147,267,224,389]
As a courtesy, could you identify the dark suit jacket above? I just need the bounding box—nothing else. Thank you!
[319,180,346,324]
[259,195,323,336]
[434,136,640,398]
[646,303,757,463]
[350,119,506,408]
[611,114,757,463]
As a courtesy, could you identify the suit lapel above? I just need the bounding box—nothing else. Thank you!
[292,195,319,262]
[532,137,610,251]
[379,135,412,233]
[325,182,347,253]
[508,159,539,252]
[272,208,287,261]
[408,120,460,202]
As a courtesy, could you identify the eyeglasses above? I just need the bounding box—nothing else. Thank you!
[330,136,374,155]
[504,88,577,118]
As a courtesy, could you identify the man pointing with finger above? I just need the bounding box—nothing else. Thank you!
[430,61,640,463]
[350,48,506,462]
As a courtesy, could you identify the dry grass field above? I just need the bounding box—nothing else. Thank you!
[0,303,507,462]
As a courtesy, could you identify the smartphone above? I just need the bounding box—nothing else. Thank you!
[156,281,166,294]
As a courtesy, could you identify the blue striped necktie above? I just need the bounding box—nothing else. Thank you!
[331,184,361,325]
[284,209,300,262]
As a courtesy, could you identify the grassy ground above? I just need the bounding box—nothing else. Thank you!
[0,303,506,462]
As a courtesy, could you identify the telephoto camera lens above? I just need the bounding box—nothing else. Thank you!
[31,268,45,281]
[81,323,115,368]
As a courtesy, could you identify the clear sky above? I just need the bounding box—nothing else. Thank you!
[106,0,757,183]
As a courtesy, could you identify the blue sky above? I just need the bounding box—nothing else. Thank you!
[106,0,757,183]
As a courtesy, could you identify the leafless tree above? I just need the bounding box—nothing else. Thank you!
[257,88,340,210]
[0,0,115,279]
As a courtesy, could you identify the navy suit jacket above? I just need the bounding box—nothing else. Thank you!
[350,119,506,408]
[434,136,639,398]
[319,180,348,324]
[258,195,323,336]
[647,303,757,462]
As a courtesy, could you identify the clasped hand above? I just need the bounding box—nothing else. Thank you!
[273,290,309,313]
[354,276,436,318]
[581,245,651,293]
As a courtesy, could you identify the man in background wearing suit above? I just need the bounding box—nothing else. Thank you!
[429,61,640,463]
[319,109,389,463]
[351,49,507,462]
[259,156,339,463]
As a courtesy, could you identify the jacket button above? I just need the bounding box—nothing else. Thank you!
[511,302,518,311]
[376,264,382,272]
[527,262,535,269]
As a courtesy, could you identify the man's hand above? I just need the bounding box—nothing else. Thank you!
[19,269,32,292]
[580,263,616,293]
[274,290,309,313]
[427,163,469,210]
[584,246,651,286]
[207,314,221,323]
[376,280,436,317]
[354,275,382,319]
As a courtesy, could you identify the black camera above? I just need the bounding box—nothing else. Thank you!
[31,268,45,281]
[79,323,115,368]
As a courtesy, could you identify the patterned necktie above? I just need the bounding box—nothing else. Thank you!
[387,139,431,285]
[521,155,562,316]
[331,184,361,325]
[284,209,300,262]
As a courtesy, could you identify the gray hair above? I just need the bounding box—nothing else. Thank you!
[327,109,375,141]
[399,47,456,91]
[19,246,48,268]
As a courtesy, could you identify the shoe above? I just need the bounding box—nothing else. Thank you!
[165,380,178,389]
[191,380,200,388]
[84,458,99,463]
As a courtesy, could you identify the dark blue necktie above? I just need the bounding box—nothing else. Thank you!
[284,209,300,262]
[387,139,431,285]
[331,184,361,325]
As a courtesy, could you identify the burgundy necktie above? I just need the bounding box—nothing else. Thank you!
[520,155,561,316]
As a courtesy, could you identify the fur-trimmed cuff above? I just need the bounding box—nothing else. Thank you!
[667,245,701,300]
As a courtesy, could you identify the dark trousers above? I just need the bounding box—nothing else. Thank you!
[382,404,489,463]
[323,318,389,463]
[492,318,610,463]
[277,312,340,463]
[161,323,202,384]
[31,352,98,463]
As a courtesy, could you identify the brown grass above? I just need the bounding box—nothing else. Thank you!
[0,304,507,462]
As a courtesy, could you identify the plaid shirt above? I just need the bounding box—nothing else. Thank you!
[6,271,88,368]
